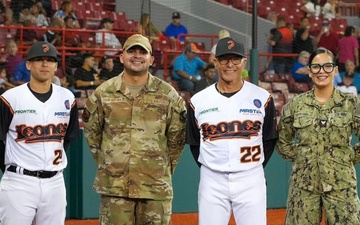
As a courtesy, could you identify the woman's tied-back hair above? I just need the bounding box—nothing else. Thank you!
[309,47,335,64]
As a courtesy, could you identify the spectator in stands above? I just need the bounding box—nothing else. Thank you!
[336,72,358,96]
[0,66,15,94]
[18,4,31,24]
[209,29,230,63]
[60,75,77,95]
[172,43,207,93]
[291,50,312,83]
[339,59,360,93]
[322,0,340,19]
[63,15,81,48]
[43,17,64,46]
[74,53,104,90]
[0,2,13,26]
[355,25,360,72]
[99,55,123,80]
[267,11,278,24]
[96,18,122,56]
[52,0,80,29]
[15,16,38,46]
[292,17,314,54]
[12,61,30,85]
[29,2,48,27]
[268,17,293,74]
[313,19,339,56]
[0,40,23,79]
[301,0,321,17]
[338,26,359,72]
[136,13,162,42]
[194,63,216,94]
[164,12,190,42]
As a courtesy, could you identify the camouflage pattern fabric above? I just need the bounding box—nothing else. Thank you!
[276,89,360,224]
[99,195,171,225]
[285,184,360,224]
[83,72,186,201]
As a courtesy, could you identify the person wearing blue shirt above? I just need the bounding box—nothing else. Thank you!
[12,61,30,85]
[339,59,360,93]
[172,43,207,93]
[290,50,312,83]
[165,12,189,42]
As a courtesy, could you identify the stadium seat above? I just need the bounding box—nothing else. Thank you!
[194,42,206,51]
[271,82,289,93]
[331,18,348,35]
[82,18,101,30]
[258,81,272,92]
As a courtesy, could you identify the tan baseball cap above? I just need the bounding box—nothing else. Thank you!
[123,34,152,53]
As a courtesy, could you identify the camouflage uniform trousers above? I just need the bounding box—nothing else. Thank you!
[285,184,360,225]
[99,195,172,225]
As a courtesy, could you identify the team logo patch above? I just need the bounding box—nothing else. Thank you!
[227,40,235,49]
[64,100,70,110]
[42,44,50,53]
[253,99,262,108]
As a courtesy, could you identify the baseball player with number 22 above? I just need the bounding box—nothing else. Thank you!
[0,41,79,225]
[186,37,278,225]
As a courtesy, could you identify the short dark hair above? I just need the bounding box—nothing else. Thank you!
[204,63,215,72]
[344,26,355,37]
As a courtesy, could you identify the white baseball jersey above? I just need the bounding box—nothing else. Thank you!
[187,81,278,172]
[0,83,79,171]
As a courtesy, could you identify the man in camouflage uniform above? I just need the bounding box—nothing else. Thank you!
[276,47,360,225]
[82,34,187,225]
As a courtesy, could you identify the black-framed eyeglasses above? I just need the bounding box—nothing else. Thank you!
[309,63,335,74]
[217,57,243,65]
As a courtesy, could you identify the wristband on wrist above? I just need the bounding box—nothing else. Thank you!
[90,81,94,86]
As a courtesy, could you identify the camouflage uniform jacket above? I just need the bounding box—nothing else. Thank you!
[83,72,186,200]
[276,89,360,192]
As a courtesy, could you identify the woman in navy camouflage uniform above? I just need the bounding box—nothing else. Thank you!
[276,47,360,225]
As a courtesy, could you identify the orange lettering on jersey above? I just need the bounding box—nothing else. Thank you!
[201,120,261,141]
[15,123,68,143]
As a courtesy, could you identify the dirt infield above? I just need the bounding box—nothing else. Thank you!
[65,209,327,225]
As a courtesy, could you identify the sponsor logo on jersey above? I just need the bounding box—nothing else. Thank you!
[199,107,219,115]
[239,109,262,114]
[253,99,262,108]
[54,112,70,116]
[201,120,261,141]
[14,109,36,114]
[15,123,68,143]
[65,100,70,110]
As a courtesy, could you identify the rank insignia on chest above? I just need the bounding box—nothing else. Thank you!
[319,119,327,127]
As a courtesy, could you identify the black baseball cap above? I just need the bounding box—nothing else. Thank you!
[172,12,181,19]
[215,37,246,58]
[26,41,58,62]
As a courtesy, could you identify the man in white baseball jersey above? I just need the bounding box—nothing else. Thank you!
[186,37,278,225]
[0,41,79,225]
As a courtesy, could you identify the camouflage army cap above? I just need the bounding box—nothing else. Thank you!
[123,34,152,54]
[27,41,58,62]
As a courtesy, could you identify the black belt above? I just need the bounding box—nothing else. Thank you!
[7,165,59,179]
